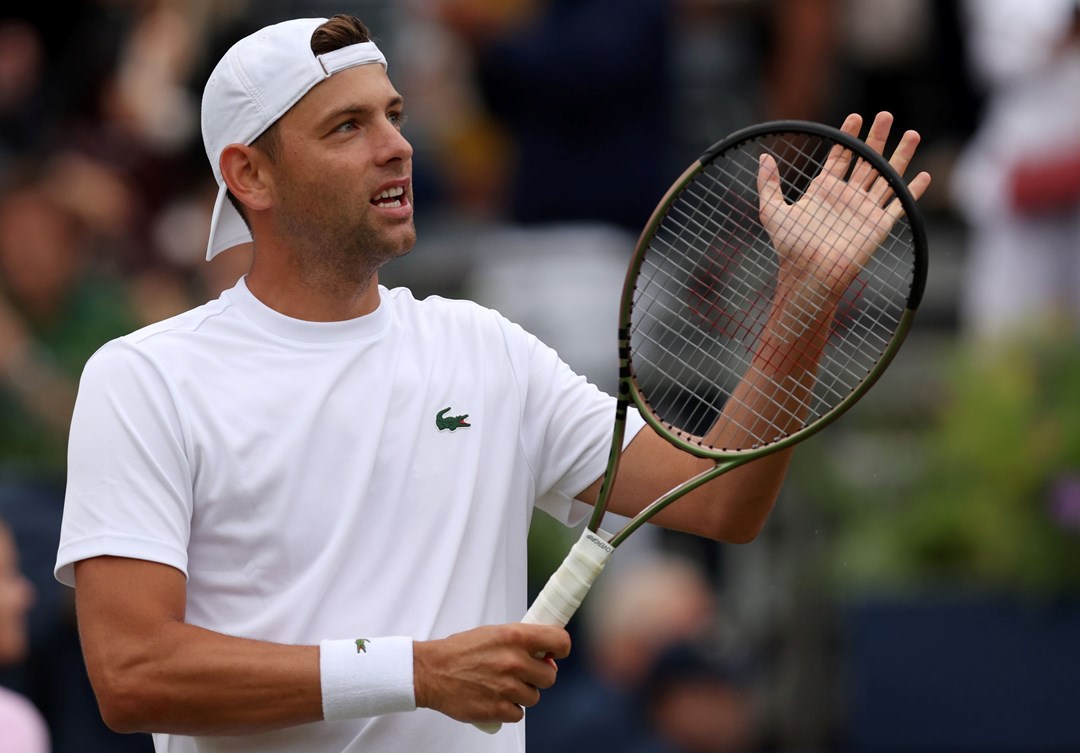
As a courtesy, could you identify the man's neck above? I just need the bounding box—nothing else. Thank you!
[245,256,382,322]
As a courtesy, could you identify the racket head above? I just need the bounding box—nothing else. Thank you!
[620,119,928,459]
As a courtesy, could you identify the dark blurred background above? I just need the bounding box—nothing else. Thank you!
[1,1,1079,752]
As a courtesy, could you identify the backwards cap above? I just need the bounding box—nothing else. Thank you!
[200,18,387,260]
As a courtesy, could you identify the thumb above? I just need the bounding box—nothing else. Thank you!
[757,153,785,223]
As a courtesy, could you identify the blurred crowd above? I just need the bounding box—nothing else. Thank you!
[0,1,1078,752]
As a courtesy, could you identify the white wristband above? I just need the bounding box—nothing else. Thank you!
[319,636,416,721]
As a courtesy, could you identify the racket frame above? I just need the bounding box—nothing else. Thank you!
[588,120,928,546]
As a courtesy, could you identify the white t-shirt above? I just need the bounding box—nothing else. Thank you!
[55,278,643,753]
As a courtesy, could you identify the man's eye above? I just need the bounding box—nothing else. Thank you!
[389,112,408,129]
[336,120,358,132]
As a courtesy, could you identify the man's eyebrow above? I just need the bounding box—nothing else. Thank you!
[319,96,405,127]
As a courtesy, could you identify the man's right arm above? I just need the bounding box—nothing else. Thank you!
[74,556,569,735]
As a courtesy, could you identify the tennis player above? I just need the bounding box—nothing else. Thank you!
[54,14,926,753]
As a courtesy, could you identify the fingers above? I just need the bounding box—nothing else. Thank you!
[522,623,572,661]
[838,111,864,139]
[863,111,893,153]
[907,170,932,202]
[886,128,921,178]
[886,170,932,223]
[413,624,572,724]
[837,112,930,211]
[868,127,921,205]
[823,113,862,177]
[850,111,893,189]
[757,153,785,219]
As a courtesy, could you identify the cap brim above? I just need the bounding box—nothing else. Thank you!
[206,184,254,260]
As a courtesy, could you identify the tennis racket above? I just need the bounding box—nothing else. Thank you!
[476,114,929,733]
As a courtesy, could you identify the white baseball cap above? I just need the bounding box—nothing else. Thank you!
[200,17,387,260]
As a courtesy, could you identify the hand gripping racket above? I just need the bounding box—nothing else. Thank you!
[476,116,929,733]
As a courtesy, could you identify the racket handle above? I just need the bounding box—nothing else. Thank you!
[474,529,614,735]
[522,528,614,626]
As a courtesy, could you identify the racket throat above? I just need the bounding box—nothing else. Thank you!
[588,394,632,532]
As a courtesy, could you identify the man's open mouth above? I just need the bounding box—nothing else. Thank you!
[371,185,406,208]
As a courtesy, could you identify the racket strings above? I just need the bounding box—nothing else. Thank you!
[628,132,916,451]
[643,158,823,439]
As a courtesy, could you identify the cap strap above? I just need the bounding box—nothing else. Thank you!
[317,41,387,77]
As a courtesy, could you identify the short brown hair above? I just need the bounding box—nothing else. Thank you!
[225,15,374,228]
[311,14,372,55]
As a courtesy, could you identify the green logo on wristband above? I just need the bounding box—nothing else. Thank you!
[355,638,370,653]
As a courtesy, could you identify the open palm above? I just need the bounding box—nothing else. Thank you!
[758,112,931,300]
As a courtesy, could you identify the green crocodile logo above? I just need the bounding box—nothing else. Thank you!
[355,638,370,654]
[436,407,471,431]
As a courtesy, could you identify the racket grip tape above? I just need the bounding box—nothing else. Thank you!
[523,529,614,626]
[473,529,614,735]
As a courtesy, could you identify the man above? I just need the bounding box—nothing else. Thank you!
[54,14,929,753]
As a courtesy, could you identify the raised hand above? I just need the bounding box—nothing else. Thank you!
[757,112,931,302]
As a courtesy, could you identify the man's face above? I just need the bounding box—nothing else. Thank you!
[265,64,416,282]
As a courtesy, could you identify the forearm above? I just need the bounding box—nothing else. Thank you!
[76,553,570,734]
[82,616,322,735]
[708,277,835,450]
[663,280,836,538]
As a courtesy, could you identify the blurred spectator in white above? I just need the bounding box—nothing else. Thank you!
[0,518,48,753]
[951,0,1080,342]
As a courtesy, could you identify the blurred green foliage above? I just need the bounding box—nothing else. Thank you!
[797,325,1080,595]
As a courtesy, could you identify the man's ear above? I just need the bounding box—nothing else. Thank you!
[219,144,273,212]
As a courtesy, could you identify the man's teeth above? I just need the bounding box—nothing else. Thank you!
[374,186,405,201]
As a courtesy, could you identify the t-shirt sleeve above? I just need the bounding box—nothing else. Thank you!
[498,315,645,526]
[55,339,193,586]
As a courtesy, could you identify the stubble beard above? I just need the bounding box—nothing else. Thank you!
[277,199,416,295]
